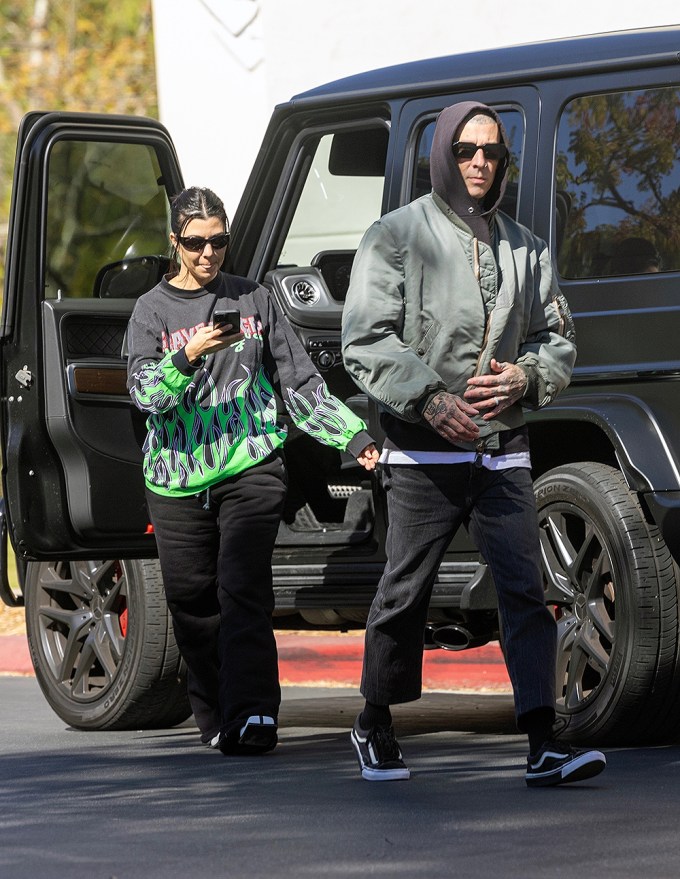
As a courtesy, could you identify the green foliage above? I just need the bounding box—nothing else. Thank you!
[0,0,159,292]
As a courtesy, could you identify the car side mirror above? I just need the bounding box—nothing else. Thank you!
[94,255,171,299]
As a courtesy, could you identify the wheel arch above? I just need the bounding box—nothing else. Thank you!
[526,391,680,493]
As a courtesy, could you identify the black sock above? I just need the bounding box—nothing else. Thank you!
[520,707,555,755]
[359,701,392,730]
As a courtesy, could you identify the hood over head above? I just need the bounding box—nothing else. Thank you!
[430,101,509,245]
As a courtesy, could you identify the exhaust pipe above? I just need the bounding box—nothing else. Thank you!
[429,624,489,651]
[423,623,440,650]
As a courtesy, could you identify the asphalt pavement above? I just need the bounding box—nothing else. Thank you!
[10,627,680,878]
[3,675,680,879]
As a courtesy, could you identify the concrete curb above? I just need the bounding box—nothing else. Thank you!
[0,630,511,690]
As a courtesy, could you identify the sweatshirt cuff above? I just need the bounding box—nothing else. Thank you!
[346,430,374,459]
[172,347,203,376]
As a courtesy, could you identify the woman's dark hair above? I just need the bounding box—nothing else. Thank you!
[169,186,229,266]
[171,186,228,234]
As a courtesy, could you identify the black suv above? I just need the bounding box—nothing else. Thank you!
[3,26,680,744]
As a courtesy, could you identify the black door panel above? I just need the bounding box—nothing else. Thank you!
[42,300,149,541]
[0,112,183,559]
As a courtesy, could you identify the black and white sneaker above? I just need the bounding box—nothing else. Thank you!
[526,740,606,787]
[215,715,278,755]
[350,716,410,781]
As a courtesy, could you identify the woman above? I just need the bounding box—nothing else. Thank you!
[126,186,378,755]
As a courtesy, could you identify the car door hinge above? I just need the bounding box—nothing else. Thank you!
[15,367,33,389]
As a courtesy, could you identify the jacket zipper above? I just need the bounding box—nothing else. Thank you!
[472,237,493,378]
[472,237,491,465]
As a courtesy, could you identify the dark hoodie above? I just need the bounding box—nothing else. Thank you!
[430,101,509,246]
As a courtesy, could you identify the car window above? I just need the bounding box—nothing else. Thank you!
[278,126,388,269]
[44,139,171,299]
[556,87,680,279]
[410,109,524,218]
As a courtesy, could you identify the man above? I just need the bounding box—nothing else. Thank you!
[341,101,606,787]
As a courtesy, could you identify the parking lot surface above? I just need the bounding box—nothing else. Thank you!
[3,676,680,879]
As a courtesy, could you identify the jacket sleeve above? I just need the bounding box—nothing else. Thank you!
[516,238,577,409]
[126,309,202,414]
[262,292,373,457]
[341,221,445,422]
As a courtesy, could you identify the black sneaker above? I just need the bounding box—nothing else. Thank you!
[350,716,410,781]
[216,715,278,756]
[526,740,606,787]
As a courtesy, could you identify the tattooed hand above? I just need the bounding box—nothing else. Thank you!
[464,359,528,420]
[422,391,480,444]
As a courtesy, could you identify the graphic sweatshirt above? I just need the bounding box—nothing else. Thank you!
[126,272,372,497]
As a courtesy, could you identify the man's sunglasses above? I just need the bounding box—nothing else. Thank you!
[451,141,508,161]
[177,233,231,252]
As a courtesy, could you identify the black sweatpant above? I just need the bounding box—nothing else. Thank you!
[145,454,287,740]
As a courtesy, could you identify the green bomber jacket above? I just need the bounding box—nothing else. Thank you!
[341,191,576,435]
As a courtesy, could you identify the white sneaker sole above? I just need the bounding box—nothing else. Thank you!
[361,765,411,781]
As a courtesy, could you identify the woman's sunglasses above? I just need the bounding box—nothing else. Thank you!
[177,233,231,252]
[451,141,508,161]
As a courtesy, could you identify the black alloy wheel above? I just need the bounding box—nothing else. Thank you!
[534,462,680,745]
[25,558,190,730]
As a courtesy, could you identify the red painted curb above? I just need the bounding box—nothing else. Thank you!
[0,634,34,676]
[0,631,511,691]
[277,635,511,690]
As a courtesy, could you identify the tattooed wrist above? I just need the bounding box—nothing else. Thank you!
[423,393,445,419]
[423,391,463,427]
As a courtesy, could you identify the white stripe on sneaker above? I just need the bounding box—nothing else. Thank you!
[239,715,276,736]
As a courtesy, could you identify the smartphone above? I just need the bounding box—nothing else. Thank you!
[212,308,240,332]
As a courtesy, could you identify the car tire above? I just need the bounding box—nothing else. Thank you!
[25,558,191,731]
[534,462,680,745]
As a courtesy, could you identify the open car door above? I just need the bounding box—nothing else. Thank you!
[0,112,184,573]
[0,113,196,729]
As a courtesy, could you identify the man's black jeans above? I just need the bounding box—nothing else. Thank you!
[145,454,287,740]
[361,462,557,724]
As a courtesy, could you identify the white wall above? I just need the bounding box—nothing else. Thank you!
[151,0,680,216]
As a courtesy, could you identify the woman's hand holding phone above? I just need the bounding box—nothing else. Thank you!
[184,308,244,364]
